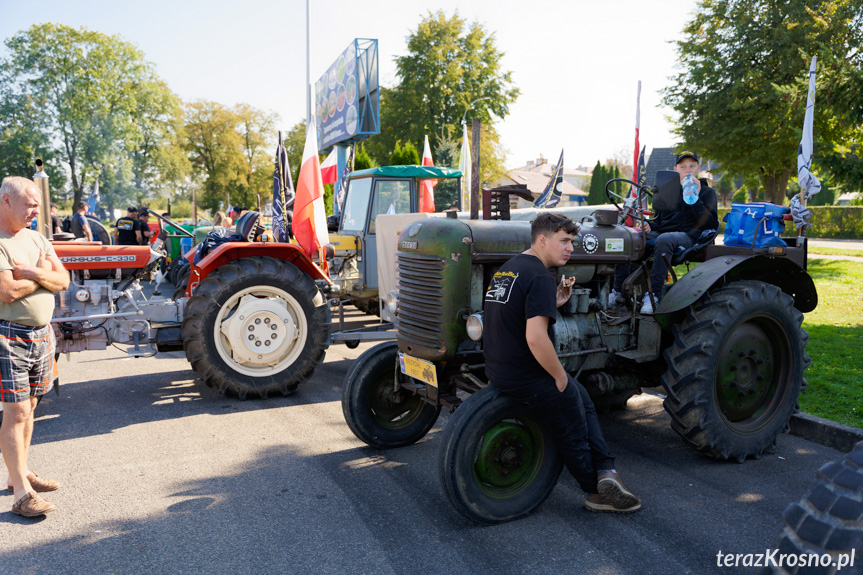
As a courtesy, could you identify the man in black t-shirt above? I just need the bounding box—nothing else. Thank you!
[50,204,63,236]
[138,210,152,245]
[484,213,642,514]
[112,207,142,245]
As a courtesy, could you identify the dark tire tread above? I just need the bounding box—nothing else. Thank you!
[182,257,329,399]
[661,280,810,462]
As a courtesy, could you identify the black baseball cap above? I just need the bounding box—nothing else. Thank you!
[127,206,138,212]
[675,150,700,165]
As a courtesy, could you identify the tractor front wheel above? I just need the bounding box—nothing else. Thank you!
[342,342,441,448]
[182,257,330,399]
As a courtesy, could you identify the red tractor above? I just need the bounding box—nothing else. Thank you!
[52,210,331,399]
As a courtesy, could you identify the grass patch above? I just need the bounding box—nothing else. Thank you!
[806,246,863,257]
[798,259,863,428]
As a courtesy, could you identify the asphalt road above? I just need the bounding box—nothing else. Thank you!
[0,312,845,575]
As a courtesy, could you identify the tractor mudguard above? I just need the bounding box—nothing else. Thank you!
[655,254,817,326]
[191,242,330,288]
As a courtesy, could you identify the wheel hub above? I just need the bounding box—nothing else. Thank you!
[220,294,298,366]
[716,323,776,423]
[475,422,536,488]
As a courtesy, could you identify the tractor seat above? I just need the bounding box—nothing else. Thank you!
[234,211,263,242]
[670,228,718,266]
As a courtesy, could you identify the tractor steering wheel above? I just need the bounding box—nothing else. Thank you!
[604,178,654,226]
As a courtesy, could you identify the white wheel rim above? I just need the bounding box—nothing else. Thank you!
[213,285,308,377]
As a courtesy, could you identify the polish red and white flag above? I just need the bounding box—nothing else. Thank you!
[320,148,338,186]
[294,117,330,258]
[420,135,437,213]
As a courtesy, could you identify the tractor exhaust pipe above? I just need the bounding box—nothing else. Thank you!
[33,159,52,240]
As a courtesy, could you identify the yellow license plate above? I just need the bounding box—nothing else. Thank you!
[399,353,438,388]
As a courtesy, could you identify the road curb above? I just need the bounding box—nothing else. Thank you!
[789,412,863,453]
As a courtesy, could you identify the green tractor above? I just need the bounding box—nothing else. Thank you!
[341,174,817,524]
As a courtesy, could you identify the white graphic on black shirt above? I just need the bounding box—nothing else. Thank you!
[485,271,519,304]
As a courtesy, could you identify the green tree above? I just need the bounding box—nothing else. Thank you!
[184,100,246,212]
[0,90,67,193]
[662,0,863,204]
[0,23,183,207]
[433,134,461,210]
[389,140,420,165]
[234,103,279,211]
[367,11,519,179]
[587,161,607,205]
[715,174,736,207]
[129,78,189,209]
[283,120,306,188]
[353,143,376,171]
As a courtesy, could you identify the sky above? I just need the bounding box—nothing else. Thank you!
[0,0,698,171]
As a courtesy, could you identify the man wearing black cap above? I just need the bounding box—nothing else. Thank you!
[609,150,718,314]
[138,210,153,245]
[113,207,142,245]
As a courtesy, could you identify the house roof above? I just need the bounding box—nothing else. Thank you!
[500,169,588,199]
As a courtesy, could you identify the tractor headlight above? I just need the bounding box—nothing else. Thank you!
[466,312,484,341]
[386,290,399,314]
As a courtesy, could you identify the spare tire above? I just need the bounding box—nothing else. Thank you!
[764,441,863,574]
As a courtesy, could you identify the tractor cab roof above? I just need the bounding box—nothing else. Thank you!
[347,165,462,180]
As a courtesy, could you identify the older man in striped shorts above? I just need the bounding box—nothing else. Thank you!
[0,176,69,517]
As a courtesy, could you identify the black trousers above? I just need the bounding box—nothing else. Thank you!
[613,231,693,295]
[495,374,615,494]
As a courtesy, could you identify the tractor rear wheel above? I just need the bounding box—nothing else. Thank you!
[182,257,330,399]
[661,280,809,462]
[342,341,441,448]
[438,385,563,525]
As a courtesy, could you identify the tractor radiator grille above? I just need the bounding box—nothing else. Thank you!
[397,252,445,349]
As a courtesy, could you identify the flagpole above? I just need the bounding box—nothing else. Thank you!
[306,0,311,124]
[632,80,641,197]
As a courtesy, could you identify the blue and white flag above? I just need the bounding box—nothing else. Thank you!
[88,179,100,216]
[272,131,295,243]
[790,56,820,231]
[334,144,354,216]
[534,149,564,208]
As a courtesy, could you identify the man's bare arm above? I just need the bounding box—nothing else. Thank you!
[0,269,40,303]
[12,252,69,293]
[526,315,568,392]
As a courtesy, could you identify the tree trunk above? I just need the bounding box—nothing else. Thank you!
[761,170,791,205]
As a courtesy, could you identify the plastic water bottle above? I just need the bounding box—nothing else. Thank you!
[682,175,699,205]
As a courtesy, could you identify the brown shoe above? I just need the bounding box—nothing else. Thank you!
[584,493,642,513]
[11,491,56,517]
[596,470,641,512]
[6,472,61,493]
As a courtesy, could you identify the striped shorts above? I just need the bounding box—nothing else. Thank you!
[0,320,56,403]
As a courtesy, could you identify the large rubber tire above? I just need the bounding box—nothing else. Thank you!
[438,385,563,525]
[341,341,441,448]
[765,441,863,574]
[182,257,330,399]
[662,280,810,462]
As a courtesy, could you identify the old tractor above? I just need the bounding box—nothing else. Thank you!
[50,208,331,399]
[341,173,817,524]
[46,165,464,401]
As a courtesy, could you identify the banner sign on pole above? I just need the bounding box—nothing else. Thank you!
[315,38,380,151]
